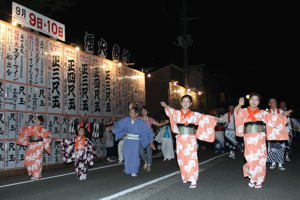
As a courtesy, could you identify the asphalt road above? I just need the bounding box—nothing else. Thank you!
[0,137,299,200]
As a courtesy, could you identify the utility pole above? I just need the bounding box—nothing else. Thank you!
[174,0,199,88]
[182,0,189,88]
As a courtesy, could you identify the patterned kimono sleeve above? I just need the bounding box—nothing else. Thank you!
[264,112,289,141]
[42,128,52,154]
[195,113,217,142]
[61,138,75,163]
[85,139,95,167]
[164,106,180,134]
[234,107,245,137]
[16,127,29,146]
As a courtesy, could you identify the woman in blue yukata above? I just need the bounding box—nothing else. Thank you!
[112,106,153,177]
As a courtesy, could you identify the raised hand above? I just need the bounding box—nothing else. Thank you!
[284,110,293,116]
[128,103,133,110]
[239,97,245,106]
[22,122,29,129]
[160,101,167,107]
[214,117,220,121]
[217,115,226,121]
[150,142,156,150]
[93,151,100,157]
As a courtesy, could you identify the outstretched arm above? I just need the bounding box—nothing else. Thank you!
[160,101,180,134]
[160,101,167,108]
[284,110,293,116]
[160,101,176,118]
[151,119,169,127]
[112,118,128,141]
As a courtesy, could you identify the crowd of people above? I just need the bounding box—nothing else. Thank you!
[16,93,299,189]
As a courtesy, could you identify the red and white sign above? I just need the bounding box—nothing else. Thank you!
[12,2,65,41]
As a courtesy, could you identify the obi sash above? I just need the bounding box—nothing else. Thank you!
[177,124,195,135]
[244,121,266,133]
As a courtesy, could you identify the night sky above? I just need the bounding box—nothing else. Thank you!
[1,0,298,113]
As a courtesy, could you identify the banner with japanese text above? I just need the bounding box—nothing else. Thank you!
[0,20,145,170]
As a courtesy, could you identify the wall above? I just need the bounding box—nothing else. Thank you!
[0,20,145,171]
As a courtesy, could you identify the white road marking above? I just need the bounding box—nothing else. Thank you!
[99,152,229,200]
[0,155,161,189]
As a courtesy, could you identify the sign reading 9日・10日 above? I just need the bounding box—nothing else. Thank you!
[12,2,65,42]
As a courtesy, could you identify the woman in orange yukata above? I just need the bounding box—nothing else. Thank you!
[160,94,219,189]
[234,93,292,189]
[17,116,52,180]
